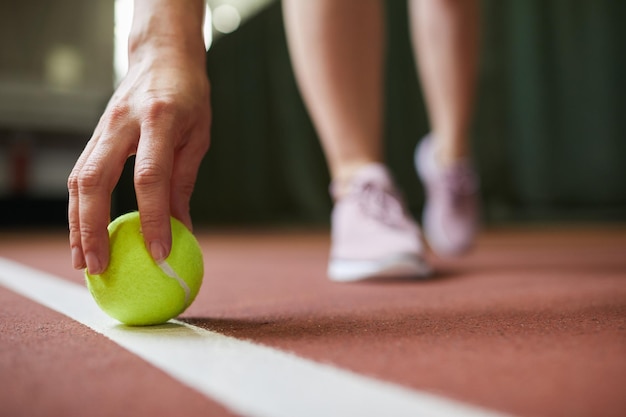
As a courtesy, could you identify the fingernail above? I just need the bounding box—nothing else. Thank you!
[150,241,167,262]
[85,252,103,275]
[71,247,86,269]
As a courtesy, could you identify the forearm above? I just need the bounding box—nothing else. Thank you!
[129,0,206,67]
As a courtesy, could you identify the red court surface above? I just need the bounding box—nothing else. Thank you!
[1,225,625,417]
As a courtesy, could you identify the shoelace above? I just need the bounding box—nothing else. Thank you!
[352,182,409,229]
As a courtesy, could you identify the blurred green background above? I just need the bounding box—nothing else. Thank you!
[2,0,625,228]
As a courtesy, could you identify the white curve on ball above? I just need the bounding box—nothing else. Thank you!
[157,260,191,307]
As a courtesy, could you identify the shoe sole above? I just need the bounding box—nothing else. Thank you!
[328,255,432,282]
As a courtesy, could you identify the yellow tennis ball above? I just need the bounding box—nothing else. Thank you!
[85,211,204,326]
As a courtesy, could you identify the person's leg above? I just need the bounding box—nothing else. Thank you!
[409,0,479,166]
[282,0,384,189]
[283,0,430,281]
[410,0,481,256]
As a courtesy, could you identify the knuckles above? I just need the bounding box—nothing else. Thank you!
[102,103,131,128]
[68,222,82,239]
[76,163,105,192]
[134,160,168,188]
[76,215,104,239]
[141,97,179,126]
[67,170,80,192]
[175,179,196,200]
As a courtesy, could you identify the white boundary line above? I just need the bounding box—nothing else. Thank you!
[0,257,512,417]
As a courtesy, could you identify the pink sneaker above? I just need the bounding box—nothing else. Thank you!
[415,134,480,256]
[328,164,431,282]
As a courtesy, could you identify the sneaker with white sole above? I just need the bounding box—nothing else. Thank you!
[328,163,431,282]
[415,134,480,256]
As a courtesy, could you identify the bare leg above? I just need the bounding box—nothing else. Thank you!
[282,0,384,188]
[409,0,479,166]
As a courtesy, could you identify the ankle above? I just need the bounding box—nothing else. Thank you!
[432,141,469,168]
[331,161,384,198]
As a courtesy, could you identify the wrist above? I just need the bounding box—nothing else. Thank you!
[128,0,206,66]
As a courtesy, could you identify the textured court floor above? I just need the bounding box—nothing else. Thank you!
[1,225,625,417]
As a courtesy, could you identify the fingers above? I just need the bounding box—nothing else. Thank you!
[134,101,180,262]
[70,100,206,273]
[69,63,210,272]
[68,121,109,270]
[169,120,210,232]
[68,110,139,275]
[68,140,96,270]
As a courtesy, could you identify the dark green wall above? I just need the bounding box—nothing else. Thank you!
[116,0,626,225]
[476,0,626,222]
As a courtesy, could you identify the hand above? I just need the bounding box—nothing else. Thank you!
[68,44,210,275]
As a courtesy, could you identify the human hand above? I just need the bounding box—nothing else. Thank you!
[68,43,210,275]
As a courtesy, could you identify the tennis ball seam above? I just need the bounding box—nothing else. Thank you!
[157,260,192,307]
[87,211,203,326]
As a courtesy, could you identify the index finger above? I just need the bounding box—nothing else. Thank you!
[75,126,138,275]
